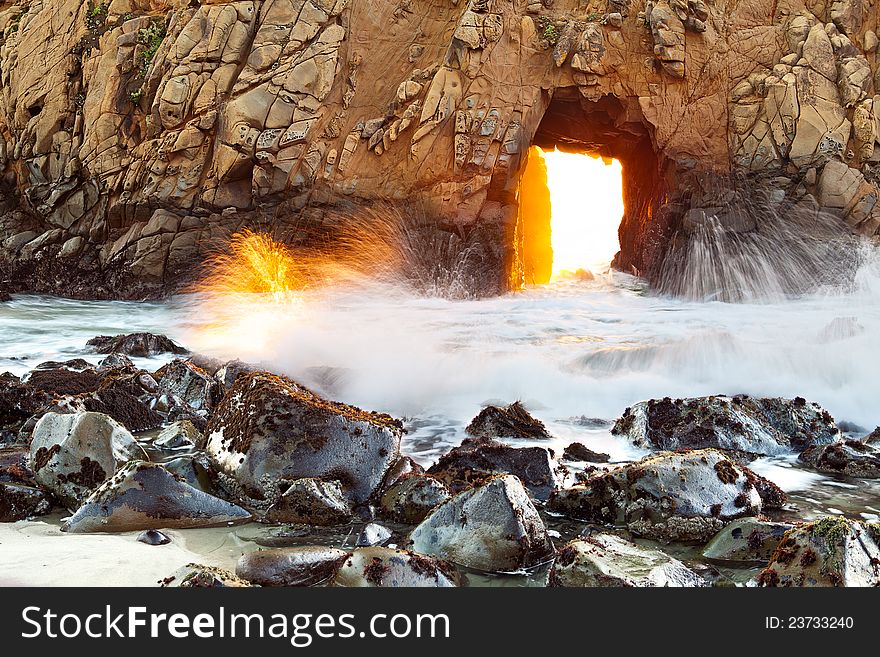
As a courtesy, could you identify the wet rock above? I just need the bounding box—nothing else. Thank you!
[22,359,102,396]
[613,395,840,456]
[0,482,52,521]
[214,359,261,390]
[561,442,610,462]
[864,427,880,445]
[358,522,392,547]
[205,372,402,504]
[153,420,202,450]
[97,353,136,371]
[62,461,250,533]
[265,478,353,526]
[83,374,164,432]
[29,411,148,508]
[465,401,553,440]
[138,529,171,546]
[799,440,880,478]
[162,563,252,588]
[155,360,222,412]
[379,475,451,524]
[162,454,216,492]
[427,437,559,500]
[703,517,792,564]
[236,547,349,586]
[549,449,766,542]
[380,455,425,489]
[410,474,554,572]
[550,534,707,587]
[0,372,50,437]
[333,547,459,587]
[87,333,187,357]
[758,517,880,587]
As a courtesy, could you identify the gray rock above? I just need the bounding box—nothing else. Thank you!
[333,547,459,587]
[153,420,202,449]
[137,529,171,545]
[550,534,708,587]
[358,522,392,547]
[162,563,252,587]
[236,547,350,586]
[799,440,880,478]
[155,359,222,412]
[97,353,135,371]
[379,475,450,524]
[87,333,187,357]
[29,411,148,508]
[410,474,554,572]
[265,478,353,526]
[204,372,402,504]
[465,401,553,440]
[0,482,52,521]
[61,461,250,533]
[549,449,765,542]
[703,518,792,563]
[214,359,260,390]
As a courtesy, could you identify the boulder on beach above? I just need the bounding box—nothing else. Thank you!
[799,440,880,478]
[427,437,559,500]
[758,517,880,587]
[86,333,187,357]
[236,547,350,586]
[550,534,707,587]
[549,449,768,542]
[22,359,103,396]
[264,478,353,526]
[358,522,392,547]
[702,517,793,563]
[155,359,222,413]
[410,474,554,572]
[379,475,451,524]
[612,395,840,456]
[204,372,403,504]
[153,419,202,450]
[83,375,164,432]
[62,461,250,533]
[162,563,253,588]
[333,547,459,587]
[561,442,610,463]
[0,482,52,521]
[466,401,553,440]
[29,411,148,508]
[0,372,50,439]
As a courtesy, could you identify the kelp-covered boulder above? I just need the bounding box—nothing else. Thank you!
[62,461,250,533]
[265,478,353,526]
[410,474,554,572]
[702,518,793,563]
[236,547,350,587]
[28,411,148,508]
[22,359,103,396]
[87,333,187,357]
[549,449,766,542]
[0,372,50,440]
[465,402,553,440]
[613,395,840,456]
[758,517,880,587]
[799,440,880,478]
[162,563,252,588]
[427,437,559,500]
[561,442,610,463]
[155,359,222,412]
[205,373,402,504]
[550,534,707,587]
[82,374,164,432]
[333,547,459,587]
[379,475,451,524]
[0,482,52,521]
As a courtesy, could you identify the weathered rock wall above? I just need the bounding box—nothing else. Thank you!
[0,0,877,297]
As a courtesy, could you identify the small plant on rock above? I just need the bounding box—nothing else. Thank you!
[135,19,167,79]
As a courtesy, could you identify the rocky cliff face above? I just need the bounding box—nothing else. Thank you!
[0,0,877,298]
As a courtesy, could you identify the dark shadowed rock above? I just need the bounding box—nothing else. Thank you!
[466,402,553,440]
[83,374,164,432]
[358,522,392,547]
[29,411,148,508]
[87,333,187,357]
[379,475,451,524]
[703,518,793,564]
[550,534,707,587]
[265,478,353,526]
[0,482,52,521]
[333,547,459,587]
[236,547,350,586]
[799,440,880,478]
[0,372,49,437]
[561,442,610,462]
[162,563,252,587]
[22,359,102,396]
[758,517,880,587]
[205,372,402,504]
[410,474,554,572]
[138,529,171,546]
[549,449,766,542]
[613,395,840,456]
[62,461,250,533]
[427,437,559,500]
[155,359,222,412]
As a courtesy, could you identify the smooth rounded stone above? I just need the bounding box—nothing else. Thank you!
[153,419,202,449]
[561,442,610,462]
[61,461,251,533]
[0,482,52,521]
[97,353,135,371]
[612,395,840,456]
[758,517,880,587]
[333,547,459,587]
[703,518,793,563]
[22,359,102,396]
[236,547,350,586]
[427,437,559,500]
[162,563,252,587]
[550,534,708,587]
[265,478,353,526]
[29,411,148,508]
[549,449,766,542]
[155,359,222,412]
[162,454,215,492]
[358,522,392,547]
[379,475,450,524]
[465,401,553,440]
[87,332,187,357]
[409,474,554,572]
[137,529,171,545]
[799,439,880,478]
[205,372,402,504]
